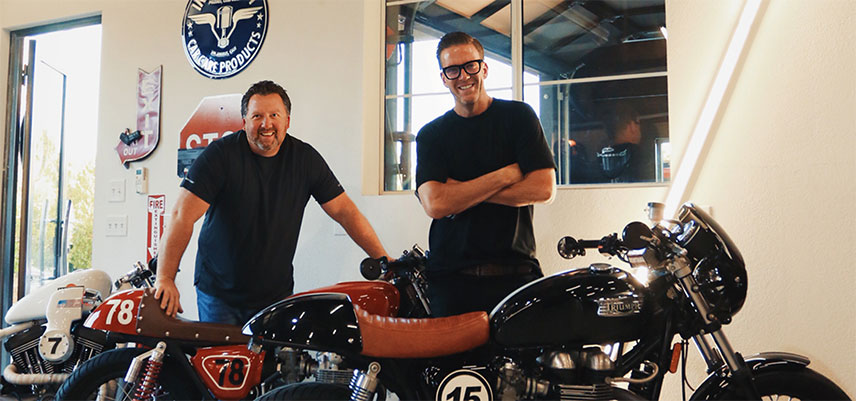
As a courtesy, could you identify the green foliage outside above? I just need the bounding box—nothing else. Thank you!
[16,130,94,280]
[67,163,94,271]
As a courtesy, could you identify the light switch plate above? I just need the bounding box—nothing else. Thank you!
[105,215,127,237]
[109,180,125,202]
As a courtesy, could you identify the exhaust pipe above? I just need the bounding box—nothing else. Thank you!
[2,363,69,385]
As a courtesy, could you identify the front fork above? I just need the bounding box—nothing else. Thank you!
[667,256,761,400]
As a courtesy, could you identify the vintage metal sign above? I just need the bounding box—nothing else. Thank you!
[181,0,269,79]
[147,195,166,262]
[116,66,161,167]
[177,94,243,177]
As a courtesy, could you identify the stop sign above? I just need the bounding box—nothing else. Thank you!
[176,94,243,177]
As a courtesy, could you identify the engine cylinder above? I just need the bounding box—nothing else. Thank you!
[4,324,107,378]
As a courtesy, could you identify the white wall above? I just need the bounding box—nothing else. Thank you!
[2,0,853,397]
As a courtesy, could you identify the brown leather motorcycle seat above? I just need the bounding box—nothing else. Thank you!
[137,289,248,344]
[355,305,489,358]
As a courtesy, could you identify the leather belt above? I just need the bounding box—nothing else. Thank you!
[458,263,535,277]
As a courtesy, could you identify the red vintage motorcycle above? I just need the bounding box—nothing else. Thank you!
[0,261,155,400]
[54,247,429,400]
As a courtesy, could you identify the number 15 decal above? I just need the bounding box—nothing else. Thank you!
[436,370,492,401]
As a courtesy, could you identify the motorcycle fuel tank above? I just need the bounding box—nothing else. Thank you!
[5,269,112,324]
[490,264,655,347]
[84,289,146,335]
[243,293,362,355]
[291,281,400,317]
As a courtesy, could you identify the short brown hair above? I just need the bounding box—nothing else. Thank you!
[436,32,485,67]
[241,80,292,117]
[605,103,639,140]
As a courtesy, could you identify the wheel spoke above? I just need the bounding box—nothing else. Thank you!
[94,378,136,401]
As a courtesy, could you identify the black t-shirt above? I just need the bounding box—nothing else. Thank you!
[612,143,656,183]
[181,131,344,308]
[415,99,556,273]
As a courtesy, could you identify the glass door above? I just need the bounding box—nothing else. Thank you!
[2,17,101,306]
[16,40,70,295]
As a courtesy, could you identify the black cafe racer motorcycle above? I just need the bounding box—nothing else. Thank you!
[246,202,849,400]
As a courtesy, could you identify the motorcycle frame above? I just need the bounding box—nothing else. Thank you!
[102,334,234,400]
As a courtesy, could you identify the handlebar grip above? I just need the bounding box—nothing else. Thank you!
[558,236,621,259]
[147,256,158,274]
[577,239,602,248]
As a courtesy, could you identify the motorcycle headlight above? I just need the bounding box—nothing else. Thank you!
[692,255,747,323]
[677,203,748,323]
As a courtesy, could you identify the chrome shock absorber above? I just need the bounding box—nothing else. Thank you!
[349,362,381,401]
[124,341,167,401]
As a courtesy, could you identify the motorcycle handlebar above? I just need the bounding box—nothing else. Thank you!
[114,261,155,289]
[360,251,426,281]
[557,233,623,260]
[360,257,386,280]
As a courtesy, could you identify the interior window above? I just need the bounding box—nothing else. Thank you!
[383,0,668,191]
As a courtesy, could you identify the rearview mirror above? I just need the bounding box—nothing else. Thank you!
[622,221,653,250]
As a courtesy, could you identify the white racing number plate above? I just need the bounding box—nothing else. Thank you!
[435,369,493,401]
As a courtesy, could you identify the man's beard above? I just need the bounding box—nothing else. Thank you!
[253,131,280,151]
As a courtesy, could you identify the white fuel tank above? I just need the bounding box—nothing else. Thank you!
[4,269,112,325]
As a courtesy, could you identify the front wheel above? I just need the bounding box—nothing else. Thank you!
[716,367,850,400]
[257,382,352,400]
[56,347,196,400]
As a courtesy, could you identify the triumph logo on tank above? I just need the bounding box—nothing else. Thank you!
[181,0,268,79]
[596,297,643,317]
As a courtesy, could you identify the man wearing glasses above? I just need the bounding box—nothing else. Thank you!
[415,32,557,317]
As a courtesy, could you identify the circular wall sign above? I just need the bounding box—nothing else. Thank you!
[181,0,269,79]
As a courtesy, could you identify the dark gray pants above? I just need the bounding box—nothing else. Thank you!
[426,268,542,317]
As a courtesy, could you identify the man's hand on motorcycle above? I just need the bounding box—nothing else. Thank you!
[154,278,183,317]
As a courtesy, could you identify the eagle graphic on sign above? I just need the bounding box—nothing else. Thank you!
[187,6,262,49]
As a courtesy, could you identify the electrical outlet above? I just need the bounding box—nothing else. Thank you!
[105,215,127,237]
[109,180,125,202]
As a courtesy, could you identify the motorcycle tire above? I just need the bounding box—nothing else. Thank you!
[257,382,353,400]
[56,347,196,401]
[715,367,850,400]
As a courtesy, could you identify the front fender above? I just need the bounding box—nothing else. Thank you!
[690,352,810,400]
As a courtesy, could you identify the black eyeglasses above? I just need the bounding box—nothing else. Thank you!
[441,59,484,80]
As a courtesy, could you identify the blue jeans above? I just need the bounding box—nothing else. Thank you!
[196,289,259,326]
